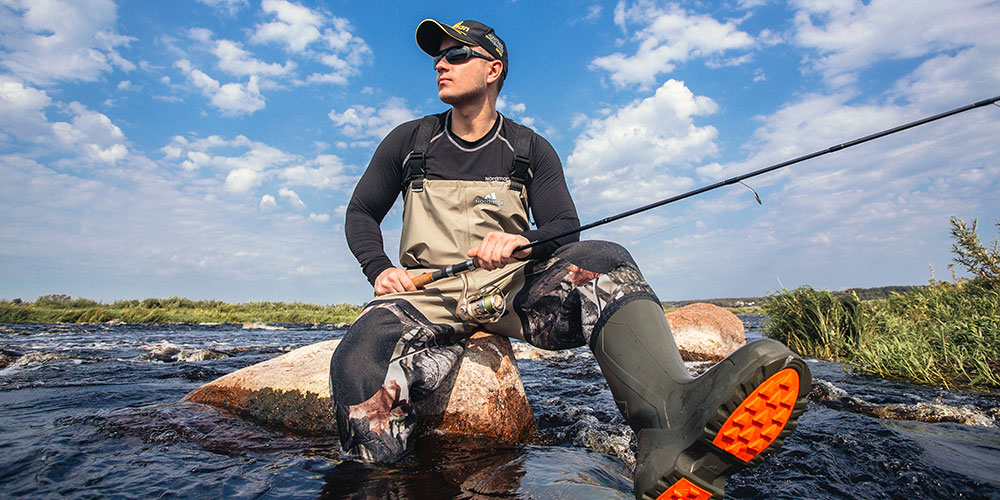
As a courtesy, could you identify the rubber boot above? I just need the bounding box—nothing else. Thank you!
[591,300,810,500]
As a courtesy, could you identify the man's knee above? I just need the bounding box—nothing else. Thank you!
[554,240,638,274]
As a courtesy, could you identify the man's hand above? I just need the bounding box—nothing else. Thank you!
[468,232,531,271]
[374,267,417,296]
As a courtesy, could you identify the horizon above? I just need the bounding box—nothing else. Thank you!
[2,0,998,305]
[9,282,927,307]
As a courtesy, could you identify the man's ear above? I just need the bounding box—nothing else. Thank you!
[486,60,504,85]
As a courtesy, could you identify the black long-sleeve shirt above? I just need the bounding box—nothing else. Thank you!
[345,112,580,285]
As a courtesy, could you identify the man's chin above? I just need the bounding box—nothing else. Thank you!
[439,90,480,107]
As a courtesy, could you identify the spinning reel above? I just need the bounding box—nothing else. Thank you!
[456,274,506,323]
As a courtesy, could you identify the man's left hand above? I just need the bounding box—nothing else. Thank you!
[468,232,531,271]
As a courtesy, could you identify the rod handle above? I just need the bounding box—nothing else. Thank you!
[411,272,435,288]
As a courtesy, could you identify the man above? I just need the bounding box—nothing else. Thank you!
[333,18,811,500]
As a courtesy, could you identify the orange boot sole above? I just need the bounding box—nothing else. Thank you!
[646,365,807,500]
[711,368,801,463]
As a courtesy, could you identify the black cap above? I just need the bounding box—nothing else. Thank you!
[416,19,507,80]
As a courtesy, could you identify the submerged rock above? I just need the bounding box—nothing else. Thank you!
[177,349,231,362]
[241,322,287,330]
[809,378,998,428]
[665,303,747,361]
[0,348,23,368]
[10,350,72,366]
[141,342,183,362]
[141,341,232,363]
[182,332,536,441]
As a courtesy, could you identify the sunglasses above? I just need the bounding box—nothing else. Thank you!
[433,45,495,67]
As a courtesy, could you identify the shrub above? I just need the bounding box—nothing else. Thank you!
[950,216,1000,287]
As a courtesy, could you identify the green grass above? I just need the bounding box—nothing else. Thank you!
[764,280,999,391]
[0,295,363,325]
[765,218,1000,391]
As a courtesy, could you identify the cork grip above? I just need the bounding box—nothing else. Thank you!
[411,272,435,288]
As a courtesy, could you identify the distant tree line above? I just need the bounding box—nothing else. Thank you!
[660,285,924,311]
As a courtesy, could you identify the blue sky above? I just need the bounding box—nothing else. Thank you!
[2,0,998,305]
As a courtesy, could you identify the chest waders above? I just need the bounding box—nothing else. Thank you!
[342,115,811,499]
[393,115,536,333]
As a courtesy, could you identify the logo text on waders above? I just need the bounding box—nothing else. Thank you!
[474,192,505,206]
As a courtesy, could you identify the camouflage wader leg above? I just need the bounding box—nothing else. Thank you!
[509,240,659,351]
[330,299,470,462]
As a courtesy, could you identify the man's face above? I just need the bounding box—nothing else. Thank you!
[435,38,497,106]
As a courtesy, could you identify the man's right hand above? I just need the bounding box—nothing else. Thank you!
[374,267,417,296]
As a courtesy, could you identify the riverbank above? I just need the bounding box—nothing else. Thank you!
[0,295,362,325]
[3,294,769,324]
[764,279,999,392]
[4,282,996,393]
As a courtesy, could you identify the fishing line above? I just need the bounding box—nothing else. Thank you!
[411,94,1000,288]
[623,117,1000,245]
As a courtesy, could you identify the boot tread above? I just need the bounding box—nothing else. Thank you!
[711,368,800,462]
[655,478,713,500]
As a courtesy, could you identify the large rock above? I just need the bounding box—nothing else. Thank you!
[182,332,536,442]
[665,303,747,362]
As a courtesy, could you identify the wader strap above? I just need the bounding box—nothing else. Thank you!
[509,123,532,192]
[405,115,438,193]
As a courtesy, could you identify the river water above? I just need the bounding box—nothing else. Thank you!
[1,317,998,499]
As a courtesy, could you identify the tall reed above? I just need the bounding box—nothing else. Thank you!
[763,286,861,359]
[764,281,999,390]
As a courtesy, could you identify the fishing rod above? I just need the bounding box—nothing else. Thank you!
[411,94,1000,289]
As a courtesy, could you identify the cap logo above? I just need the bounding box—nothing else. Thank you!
[452,22,470,32]
[485,32,504,56]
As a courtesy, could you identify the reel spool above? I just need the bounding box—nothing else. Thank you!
[456,275,506,323]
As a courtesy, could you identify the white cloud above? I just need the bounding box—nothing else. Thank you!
[329,98,418,140]
[567,80,719,211]
[308,212,330,223]
[0,76,53,143]
[572,5,603,24]
[279,154,357,190]
[213,39,297,77]
[497,97,538,128]
[0,149,366,303]
[252,0,324,52]
[792,0,1000,87]
[225,167,260,192]
[592,1,755,88]
[0,77,129,165]
[278,187,306,209]
[250,0,372,85]
[259,194,278,210]
[175,59,266,115]
[196,0,248,16]
[49,102,129,164]
[167,134,296,176]
[892,47,1000,110]
[0,0,135,85]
